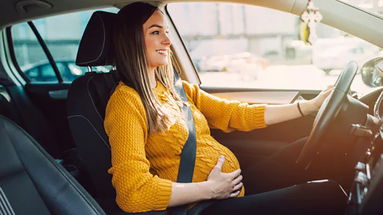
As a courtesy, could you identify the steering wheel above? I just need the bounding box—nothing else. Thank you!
[296,61,358,168]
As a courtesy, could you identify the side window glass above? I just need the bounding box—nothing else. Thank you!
[12,22,54,82]
[40,64,57,81]
[11,8,117,83]
[168,3,382,94]
[27,68,39,80]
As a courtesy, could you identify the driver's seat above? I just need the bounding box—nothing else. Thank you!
[67,11,124,214]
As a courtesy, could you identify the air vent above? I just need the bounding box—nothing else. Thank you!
[16,0,53,14]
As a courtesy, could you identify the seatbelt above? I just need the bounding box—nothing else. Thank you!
[169,72,197,215]
[128,73,197,215]
[174,73,196,183]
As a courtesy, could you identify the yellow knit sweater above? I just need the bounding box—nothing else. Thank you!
[104,80,266,212]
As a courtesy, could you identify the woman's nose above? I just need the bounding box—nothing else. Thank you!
[162,34,171,46]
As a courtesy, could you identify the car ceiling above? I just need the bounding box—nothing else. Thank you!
[0,0,123,28]
[0,0,383,48]
[0,0,299,28]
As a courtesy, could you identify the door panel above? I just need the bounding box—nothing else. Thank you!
[4,84,64,158]
[24,83,74,154]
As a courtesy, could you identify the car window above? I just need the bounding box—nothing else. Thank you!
[11,8,117,83]
[167,2,382,94]
[41,64,56,78]
[12,22,53,82]
[26,67,39,80]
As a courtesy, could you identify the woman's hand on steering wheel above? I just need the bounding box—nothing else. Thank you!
[301,86,334,116]
[206,155,243,199]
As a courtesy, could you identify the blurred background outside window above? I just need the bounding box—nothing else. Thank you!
[168,2,383,94]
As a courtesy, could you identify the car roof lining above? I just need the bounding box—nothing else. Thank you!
[0,0,309,29]
[1,0,383,47]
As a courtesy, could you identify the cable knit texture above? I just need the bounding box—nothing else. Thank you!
[104,80,266,212]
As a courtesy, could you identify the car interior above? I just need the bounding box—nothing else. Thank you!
[1,0,383,214]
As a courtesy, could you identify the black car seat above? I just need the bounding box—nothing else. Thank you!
[66,11,124,213]
[0,115,106,215]
[0,83,62,158]
[0,88,19,124]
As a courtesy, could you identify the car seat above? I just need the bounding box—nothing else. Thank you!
[66,11,127,214]
[0,114,106,215]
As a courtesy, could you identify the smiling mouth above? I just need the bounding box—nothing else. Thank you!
[156,50,168,55]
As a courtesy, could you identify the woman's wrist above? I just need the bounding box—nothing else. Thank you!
[169,181,213,207]
[200,181,214,200]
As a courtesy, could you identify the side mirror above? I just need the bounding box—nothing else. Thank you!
[361,57,383,87]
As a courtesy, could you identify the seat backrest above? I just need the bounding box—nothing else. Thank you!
[0,115,106,215]
[67,71,119,199]
[67,11,119,201]
[0,87,19,123]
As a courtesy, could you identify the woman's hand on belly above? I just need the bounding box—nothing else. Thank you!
[206,155,243,199]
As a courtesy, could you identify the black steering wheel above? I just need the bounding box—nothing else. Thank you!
[296,61,358,168]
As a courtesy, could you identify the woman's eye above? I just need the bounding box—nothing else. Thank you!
[151,31,160,35]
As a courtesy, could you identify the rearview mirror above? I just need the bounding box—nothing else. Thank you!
[361,57,383,87]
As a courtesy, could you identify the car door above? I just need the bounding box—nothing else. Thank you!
[166,2,381,169]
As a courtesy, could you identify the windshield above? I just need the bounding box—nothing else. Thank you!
[339,0,383,18]
[168,2,382,96]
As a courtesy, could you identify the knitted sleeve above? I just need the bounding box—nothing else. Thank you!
[182,81,267,132]
[104,84,172,212]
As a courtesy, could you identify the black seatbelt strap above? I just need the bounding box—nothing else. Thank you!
[169,72,197,215]
[174,73,196,183]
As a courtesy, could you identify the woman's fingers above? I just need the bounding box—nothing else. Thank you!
[229,190,241,198]
[232,174,243,185]
[227,168,241,179]
[214,155,225,171]
[311,86,335,110]
[232,182,243,191]
[322,86,334,96]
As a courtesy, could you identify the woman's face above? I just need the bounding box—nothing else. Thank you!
[143,10,171,70]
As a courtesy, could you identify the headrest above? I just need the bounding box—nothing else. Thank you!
[76,11,116,67]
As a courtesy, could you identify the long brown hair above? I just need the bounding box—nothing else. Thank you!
[112,2,182,133]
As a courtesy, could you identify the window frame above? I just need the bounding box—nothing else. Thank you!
[7,21,64,84]
[164,4,201,85]
[26,21,63,83]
